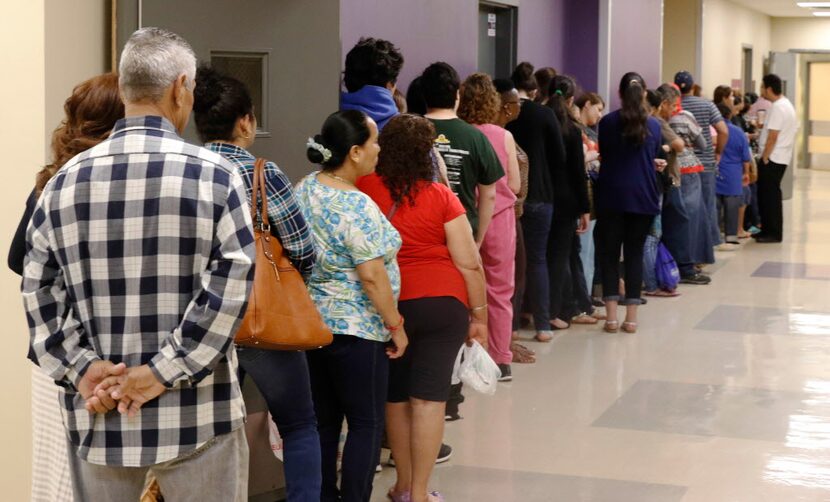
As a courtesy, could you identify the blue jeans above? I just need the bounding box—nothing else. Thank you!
[521,202,554,330]
[578,220,596,292]
[717,194,742,242]
[642,216,662,292]
[237,348,322,502]
[700,171,721,244]
[681,172,715,267]
[307,335,388,502]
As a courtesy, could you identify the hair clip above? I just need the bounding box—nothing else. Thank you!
[306,137,332,162]
[630,79,642,87]
[554,89,564,96]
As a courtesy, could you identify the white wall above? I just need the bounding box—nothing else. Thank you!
[701,0,771,95]
[771,17,830,52]
[45,0,110,157]
[0,1,108,498]
[663,0,701,84]
[0,1,45,499]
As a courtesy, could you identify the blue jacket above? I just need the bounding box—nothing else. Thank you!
[340,85,398,130]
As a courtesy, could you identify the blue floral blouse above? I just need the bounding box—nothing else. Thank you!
[295,173,402,342]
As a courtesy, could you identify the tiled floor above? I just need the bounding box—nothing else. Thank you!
[370,169,830,501]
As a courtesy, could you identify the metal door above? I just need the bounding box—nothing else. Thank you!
[807,62,830,171]
[116,0,341,182]
[477,3,517,79]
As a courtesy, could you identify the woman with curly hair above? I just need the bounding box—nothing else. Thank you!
[457,73,520,381]
[7,72,123,502]
[358,114,487,502]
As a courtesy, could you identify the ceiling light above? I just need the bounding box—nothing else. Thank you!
[815,11,830,15]
[798,2,830,7]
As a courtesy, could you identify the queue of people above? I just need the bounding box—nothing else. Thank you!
[12,27,797,502]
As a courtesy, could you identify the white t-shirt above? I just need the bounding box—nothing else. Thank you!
[758,96,797,165]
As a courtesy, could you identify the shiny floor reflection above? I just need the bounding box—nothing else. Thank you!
[752,261,830,280]
[696,305,830,336]
[369,171,830,501]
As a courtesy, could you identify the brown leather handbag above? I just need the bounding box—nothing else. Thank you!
[235,158,333,351]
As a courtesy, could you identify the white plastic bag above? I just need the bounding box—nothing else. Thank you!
[452,341,501,395]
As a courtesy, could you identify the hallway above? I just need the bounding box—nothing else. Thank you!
[373,169,830,501]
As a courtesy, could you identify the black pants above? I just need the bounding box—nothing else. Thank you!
[511,218,527,331]
[308,335,388,502]
[595,210,654,304]
[757,159,787,240]
[548,215,577,320]
[567,228,594,316]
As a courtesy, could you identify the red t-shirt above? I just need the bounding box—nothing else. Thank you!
[358,173,469,306]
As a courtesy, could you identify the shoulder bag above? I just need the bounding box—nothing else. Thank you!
[235,158,333,351]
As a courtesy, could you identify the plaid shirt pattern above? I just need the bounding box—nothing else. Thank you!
[22,116,255,467]
[206,142,315,276]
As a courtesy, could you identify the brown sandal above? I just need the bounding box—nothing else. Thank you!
[621,321,638,334]
[571,313,599,325]
[603,321,619,333]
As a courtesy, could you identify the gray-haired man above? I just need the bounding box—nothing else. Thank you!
[22,27,255,501]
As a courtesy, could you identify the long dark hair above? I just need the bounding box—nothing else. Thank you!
[306,110,371,170]
[619,72,648,145]
[39,73,124,195]
[377,114,436,206]
[193,65,253,143]
[547,75,576,134]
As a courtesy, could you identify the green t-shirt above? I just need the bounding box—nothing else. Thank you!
[429,118,504,237]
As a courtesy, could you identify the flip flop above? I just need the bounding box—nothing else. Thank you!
[644,289,681,298]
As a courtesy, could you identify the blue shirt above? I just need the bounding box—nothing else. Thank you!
[596,111,662,215]
[716,122,751,196]
[340,85,399,130]
[23,116,254,466]
[206,142,316,277]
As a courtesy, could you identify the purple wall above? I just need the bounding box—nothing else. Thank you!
[563,0,600,93]
[516,0,565,71]
[340,0,478,92]
[608,0,662,108]
[339,0,583,95]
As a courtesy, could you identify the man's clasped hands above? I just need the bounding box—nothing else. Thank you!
[78,361,167,417]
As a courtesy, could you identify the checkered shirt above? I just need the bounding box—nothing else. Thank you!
[22,116,256,467]
[206,142,315,276]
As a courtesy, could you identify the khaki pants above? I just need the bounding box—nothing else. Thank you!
[68,427,248,502]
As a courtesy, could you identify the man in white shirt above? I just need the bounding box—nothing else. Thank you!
[755,73,797,243]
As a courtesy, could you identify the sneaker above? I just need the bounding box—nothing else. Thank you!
[436,443,453,463]
[497,363,512,382]
[376,463,383,473]
[444,412,462,421]
[680,273,711,285]
[748,225,762,235]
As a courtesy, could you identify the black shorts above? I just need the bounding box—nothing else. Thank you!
[388,296,469,403]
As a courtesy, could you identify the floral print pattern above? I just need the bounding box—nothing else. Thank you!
[295,173,402,342]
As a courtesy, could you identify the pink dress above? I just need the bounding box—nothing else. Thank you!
[475,124,517,365]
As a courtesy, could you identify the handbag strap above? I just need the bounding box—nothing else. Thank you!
[252,158,270,232]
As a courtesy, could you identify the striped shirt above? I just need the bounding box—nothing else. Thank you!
[681,95,725,171]
[206,142,315,276]
[22,116,255,467]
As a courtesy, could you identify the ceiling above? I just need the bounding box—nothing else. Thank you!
[728,0,829,17]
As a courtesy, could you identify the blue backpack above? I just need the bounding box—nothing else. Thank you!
[655,243,680,291]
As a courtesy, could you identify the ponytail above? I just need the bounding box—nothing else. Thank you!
[547,75,576,134]
[619,72,648,145]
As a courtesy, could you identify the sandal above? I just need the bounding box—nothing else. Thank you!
[535,331,554,342]
[388,489,411,502]
[622,321,638,334]
[550,319,570,330]
[511,342,536,363]
[571,313,599,325]
[603,321,619,333]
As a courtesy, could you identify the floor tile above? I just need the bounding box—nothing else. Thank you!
[371,465,687,502]
[752,261,830,280]
[695,304,830,336]
[592,379,830,442]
